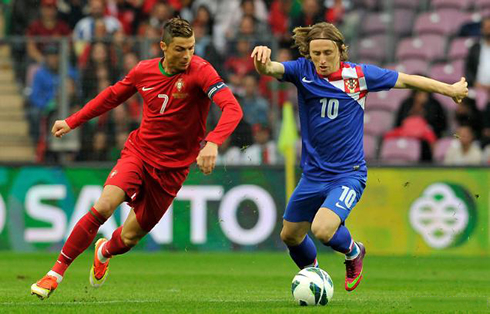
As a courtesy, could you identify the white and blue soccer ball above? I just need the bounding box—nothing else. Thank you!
[291,267,334,306]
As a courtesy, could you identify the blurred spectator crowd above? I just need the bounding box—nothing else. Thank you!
[1,0,490,166]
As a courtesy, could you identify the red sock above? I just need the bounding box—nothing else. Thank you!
[52,207,107,276]
[102,226,131,258]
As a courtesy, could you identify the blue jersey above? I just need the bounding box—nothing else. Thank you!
[281,58,398,181]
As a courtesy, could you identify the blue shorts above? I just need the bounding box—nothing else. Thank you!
[283,174,366,223]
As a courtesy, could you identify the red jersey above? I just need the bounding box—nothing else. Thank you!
[66,55,243,169]
[26,19,72,51]
[26,20,72,37]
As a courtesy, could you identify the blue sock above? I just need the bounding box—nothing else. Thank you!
[287,235,318,269]
[325,225,353,254]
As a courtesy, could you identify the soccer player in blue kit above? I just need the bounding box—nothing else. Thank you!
[251,22,468,291]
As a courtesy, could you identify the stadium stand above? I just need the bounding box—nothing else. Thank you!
[431,0,472,11]
[1,0,489,165]
[0,39,35,162]
[358,34,388,64]
[475,0,490,11]
[396,35,446,63]
[364,110,395,137]
[380,137,422,164]
[433,136,455,163]
[395,0,424,10]
[448,37,476,61]
[365,89,409,112]
[363,133,378,161]
[429,60,465,84]
[393,8,416,36]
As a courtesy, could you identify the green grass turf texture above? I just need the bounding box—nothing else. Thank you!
[0,251,488,313]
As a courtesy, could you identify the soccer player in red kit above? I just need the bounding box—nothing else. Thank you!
[31,18,243,300]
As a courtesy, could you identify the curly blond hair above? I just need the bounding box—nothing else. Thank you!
[292,22,348,60]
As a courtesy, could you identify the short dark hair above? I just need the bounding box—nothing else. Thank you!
[161,17,193,45]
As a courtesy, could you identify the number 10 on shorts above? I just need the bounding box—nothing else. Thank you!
[339,186,356,209]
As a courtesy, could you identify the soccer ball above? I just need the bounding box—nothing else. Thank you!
[291,267,334,306]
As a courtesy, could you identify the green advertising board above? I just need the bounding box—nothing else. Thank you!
[0,166,488,256]
[0,166,286,252]
[351,168,489,256]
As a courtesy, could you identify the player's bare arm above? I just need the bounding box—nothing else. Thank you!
[394,73,469,104]
[251,46,285,79]
[51,120,72,138]
[196,141,218,175]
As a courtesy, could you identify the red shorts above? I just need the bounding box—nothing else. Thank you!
[105,149,189,232]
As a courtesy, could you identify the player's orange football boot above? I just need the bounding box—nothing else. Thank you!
[90,238,110,288]
[31,275,58,300]
[344,242,366,292]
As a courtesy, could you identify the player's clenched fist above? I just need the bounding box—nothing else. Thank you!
[196,141,218,175]
[451,77,469,104]
[51,120,72,138]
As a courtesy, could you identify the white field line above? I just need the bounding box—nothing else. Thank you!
[1,298,290,306]
[0,300,158,306]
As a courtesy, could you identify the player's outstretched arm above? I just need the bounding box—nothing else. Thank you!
[51,120,72,138]
[56,67,138,134]
[251,46,285,79]
[394,73,469,104]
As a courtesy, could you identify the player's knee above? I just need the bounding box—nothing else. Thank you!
[311,225,336,243]
[94,198,117,218]
[280,229,303,246]
[120,231,142,248]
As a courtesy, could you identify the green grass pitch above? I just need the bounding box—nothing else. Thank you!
[0,251,488,313]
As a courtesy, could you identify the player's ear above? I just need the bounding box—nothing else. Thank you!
[160,41,167,54]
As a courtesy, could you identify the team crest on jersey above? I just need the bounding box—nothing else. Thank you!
[173,78,188,99]
[176,78,185,91]
[345,78,359,93]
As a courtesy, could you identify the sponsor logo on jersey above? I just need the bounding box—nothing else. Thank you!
[173,78,188,99]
